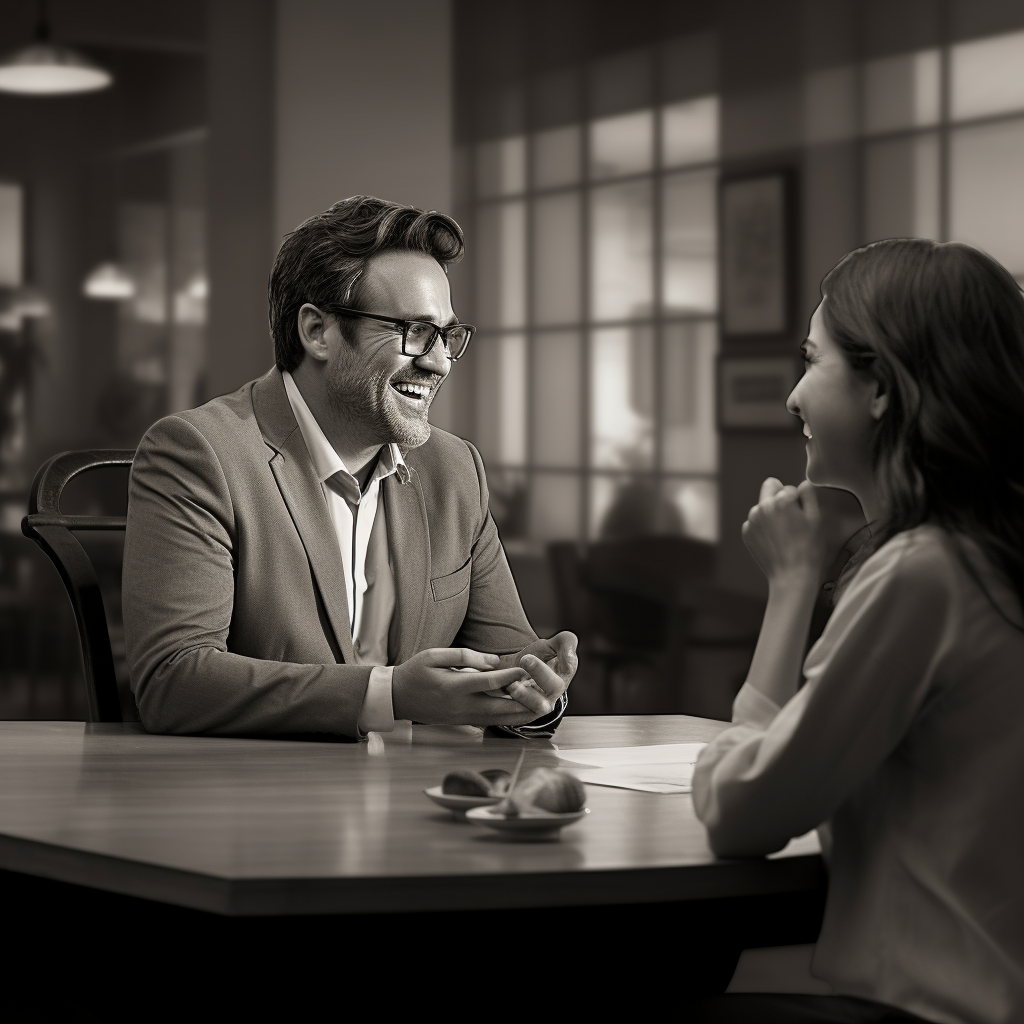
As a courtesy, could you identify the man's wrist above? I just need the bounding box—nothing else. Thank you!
[357,665,396,736]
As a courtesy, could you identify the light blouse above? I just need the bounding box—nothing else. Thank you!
[693,525,1024,1024]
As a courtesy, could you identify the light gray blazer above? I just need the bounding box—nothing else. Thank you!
[123,367,536,737]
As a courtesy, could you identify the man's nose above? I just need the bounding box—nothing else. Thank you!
[785,383,801,416]
[415,338,450,376]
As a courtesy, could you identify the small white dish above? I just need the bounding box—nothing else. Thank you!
[465,805,590,841]
[424,785,502,819]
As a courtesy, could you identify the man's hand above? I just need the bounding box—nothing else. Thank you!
[392,647,547,727]
[495,631,578,718]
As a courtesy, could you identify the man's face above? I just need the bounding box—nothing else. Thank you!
[324,251,454,449]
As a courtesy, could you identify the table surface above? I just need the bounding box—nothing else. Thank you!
[0,716,823,916]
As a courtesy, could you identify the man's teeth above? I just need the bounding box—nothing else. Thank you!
[393,382,430,398]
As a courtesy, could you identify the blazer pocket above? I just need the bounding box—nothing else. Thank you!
[430,561,472,602]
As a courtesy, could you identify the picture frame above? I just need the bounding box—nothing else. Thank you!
[720,171,795,339]
[718,355,801,430]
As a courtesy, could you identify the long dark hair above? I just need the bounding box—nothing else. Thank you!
[821,238,1024,620]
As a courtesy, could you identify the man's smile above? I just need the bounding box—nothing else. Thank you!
[389,376,440,402]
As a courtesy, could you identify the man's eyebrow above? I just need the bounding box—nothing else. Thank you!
[408,313,459,326]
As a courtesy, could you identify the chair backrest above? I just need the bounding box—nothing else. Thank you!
[22,449,136,723]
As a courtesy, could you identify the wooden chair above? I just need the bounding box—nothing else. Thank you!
[21,449,136,723]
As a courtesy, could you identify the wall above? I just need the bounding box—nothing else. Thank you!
[274,0,452,240]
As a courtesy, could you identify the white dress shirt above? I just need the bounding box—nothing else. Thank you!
[693,526,1024,1024]
[282,371,406,734]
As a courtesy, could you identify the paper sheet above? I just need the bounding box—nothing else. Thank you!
[554,743,707,793]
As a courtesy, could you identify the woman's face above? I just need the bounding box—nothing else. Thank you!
[787,301,887,497]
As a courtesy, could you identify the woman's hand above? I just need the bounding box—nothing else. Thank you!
[742,478,827,590]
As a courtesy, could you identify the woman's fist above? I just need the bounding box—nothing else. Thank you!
[742,478,827,588]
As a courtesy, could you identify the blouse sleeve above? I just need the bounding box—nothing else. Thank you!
[692,533,960,858]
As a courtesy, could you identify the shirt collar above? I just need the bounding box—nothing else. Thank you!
[281,370,410,495]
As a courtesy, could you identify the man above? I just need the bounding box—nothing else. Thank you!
[123,196,575,738]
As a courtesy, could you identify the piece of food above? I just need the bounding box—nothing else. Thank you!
[509,767,586,814]
[442,769,492,797]
[481,768,511,795]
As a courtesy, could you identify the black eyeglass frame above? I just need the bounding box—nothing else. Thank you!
[322,305,475,361]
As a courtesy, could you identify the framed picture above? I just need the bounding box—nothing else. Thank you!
[720,171,794,339]
[718,355,800,430]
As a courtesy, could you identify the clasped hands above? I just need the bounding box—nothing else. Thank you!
[391,631,578,728]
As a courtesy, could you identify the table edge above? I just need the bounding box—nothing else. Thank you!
[0,832,825,916]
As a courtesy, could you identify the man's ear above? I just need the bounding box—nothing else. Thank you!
[869,381,889,420]
[297,303,330,363]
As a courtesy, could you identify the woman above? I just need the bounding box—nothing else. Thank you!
[692,239,1024,1023]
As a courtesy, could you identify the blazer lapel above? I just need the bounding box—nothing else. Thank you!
[385,467,430,664]
[253,370,355,664]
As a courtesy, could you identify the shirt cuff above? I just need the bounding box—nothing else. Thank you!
[489,691,568,740]
[732,681,781,730]
[357,665,395,736]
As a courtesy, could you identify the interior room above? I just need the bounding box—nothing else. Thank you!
[2,0,1023,1010]
[4,0,1024,722]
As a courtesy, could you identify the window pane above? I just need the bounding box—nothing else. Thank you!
[533,125,581,188]
[952,29,1024,122]
[590,474,682,539]
[533,192,581,325]
[476,200,526,329]
[590,180,653,321]
[663,478,718,542]
[590,110,654,179]
[662,95,719,167]
[864,133,940,241]
[488,468,528,539]
[863,49,940,134]
[590,326,654,470]
[663,169,717,314]
[662,320,718,473]
[530,473,580,540]
[951,119,1024,277]
[533,330,581,467]
[476,136,526,197]
[475,333,527,466]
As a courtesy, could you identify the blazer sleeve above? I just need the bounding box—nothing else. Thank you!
[453,439,568,737]
[123,415,371,738]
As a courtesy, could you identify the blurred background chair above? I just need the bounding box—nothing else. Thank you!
[548,536,764,718]
[21,450,137,723]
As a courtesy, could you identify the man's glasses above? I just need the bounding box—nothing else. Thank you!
[324,306,475,360]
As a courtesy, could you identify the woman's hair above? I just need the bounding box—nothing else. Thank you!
[269,195,465,372]
[821,238,1024,618]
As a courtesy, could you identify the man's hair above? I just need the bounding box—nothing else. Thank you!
[269,195,465,372]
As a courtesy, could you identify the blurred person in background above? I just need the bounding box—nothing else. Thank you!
[691,239,1024,1022]
[122,196,575,740]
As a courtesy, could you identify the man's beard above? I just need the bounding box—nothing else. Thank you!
[325,363,433,450]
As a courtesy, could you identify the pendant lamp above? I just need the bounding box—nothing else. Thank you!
[0,2,112,96]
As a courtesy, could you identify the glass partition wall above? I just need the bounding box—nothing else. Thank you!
[465,46,722,546]
[857,27,1024,282]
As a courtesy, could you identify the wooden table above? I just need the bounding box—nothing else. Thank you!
[0,716,822,919]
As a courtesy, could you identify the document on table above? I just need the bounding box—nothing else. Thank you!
[554,743,708,794]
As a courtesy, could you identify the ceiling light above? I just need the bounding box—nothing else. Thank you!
[83,263,135,300]
[0,4,112,96]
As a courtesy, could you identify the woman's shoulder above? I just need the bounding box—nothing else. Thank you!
[841,525,961,607]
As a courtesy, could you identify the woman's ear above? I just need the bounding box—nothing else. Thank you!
[869,381,889,421]
[297,303,330,362]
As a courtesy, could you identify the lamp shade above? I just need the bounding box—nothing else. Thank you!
[83,263,135,300]
[0,42,112,96]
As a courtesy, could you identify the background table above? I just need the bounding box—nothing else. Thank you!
[0,715,822,916]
